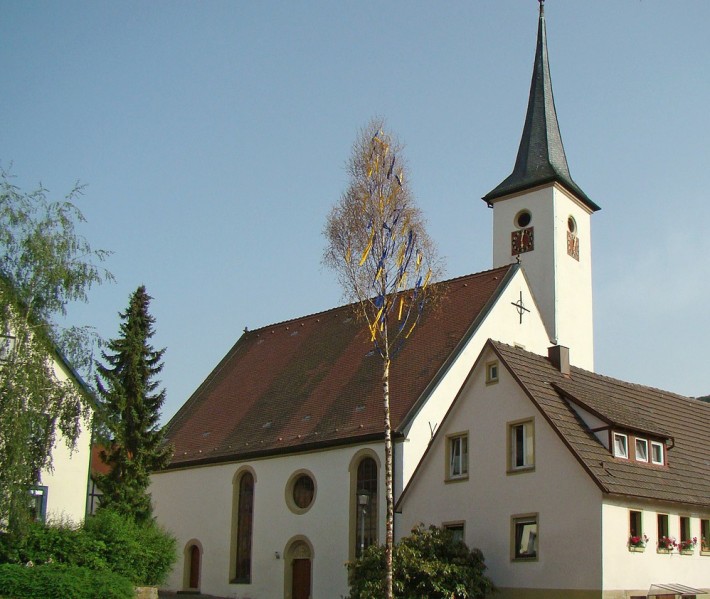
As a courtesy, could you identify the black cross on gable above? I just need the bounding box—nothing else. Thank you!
[511,291,530,324]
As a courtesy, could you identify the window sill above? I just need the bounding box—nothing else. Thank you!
[506,466,535,476]
[628,546,646,553]
[445,475,469,484]
[511,555,538,563]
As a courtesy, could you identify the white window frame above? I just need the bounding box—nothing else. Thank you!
[447,434,469,480]
[486,361,499,384]
[0,334,16,362]
[508,419,534,472]
[635,438,648,462]
[651,441,664,465]
[613,432,628,459]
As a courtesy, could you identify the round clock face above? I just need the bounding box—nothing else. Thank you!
[511,227,534,255]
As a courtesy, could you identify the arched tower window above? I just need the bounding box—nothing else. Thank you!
[355,457,378,557]
[234,471,254,583]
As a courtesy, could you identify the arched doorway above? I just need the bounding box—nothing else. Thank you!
[284,537,313,599]
[183,540,202,592]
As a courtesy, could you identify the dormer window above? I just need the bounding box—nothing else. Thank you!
[634,438,648,463]
[651,441,665,466]
[613,433,628,459]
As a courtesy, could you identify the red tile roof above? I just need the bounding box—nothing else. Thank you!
[493,341,710,507]
[90,445,111,477]
[164,266,517,468]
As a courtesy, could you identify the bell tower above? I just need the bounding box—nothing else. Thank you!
[483,0,600,371]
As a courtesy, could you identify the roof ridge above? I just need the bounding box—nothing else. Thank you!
[245,265,516,335]
[492,340,701,403]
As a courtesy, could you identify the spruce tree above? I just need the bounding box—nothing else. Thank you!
[95,285,171,522]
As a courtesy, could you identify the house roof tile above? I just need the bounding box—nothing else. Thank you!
[493,341,710,507]
[164,266,516,468]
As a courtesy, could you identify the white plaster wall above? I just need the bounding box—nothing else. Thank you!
[399,268,551,492]
[602,499,710,593]
[37,357,92,524]
[400,345,603,592]
[491,184,595,370]
[150,441,386,599]
[39,416,91,524]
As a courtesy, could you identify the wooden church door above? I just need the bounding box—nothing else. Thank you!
[291,558,311,599]
[188,544,200,589]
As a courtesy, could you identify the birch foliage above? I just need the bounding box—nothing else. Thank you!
[324,120,443,599]
[0,168,112,535]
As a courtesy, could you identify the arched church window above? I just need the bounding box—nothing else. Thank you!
[355,457,378,557]
[234,471,254,583]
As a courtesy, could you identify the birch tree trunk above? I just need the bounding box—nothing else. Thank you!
[383,356,394,599]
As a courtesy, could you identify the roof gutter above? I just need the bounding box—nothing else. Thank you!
[162,430,404,472]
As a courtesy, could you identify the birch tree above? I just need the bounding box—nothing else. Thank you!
[324,119,442,599]
[0,168,112,536]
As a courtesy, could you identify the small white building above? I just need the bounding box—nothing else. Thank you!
[151,3,709,598]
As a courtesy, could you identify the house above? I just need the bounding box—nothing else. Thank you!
[150,2,709,598]
[0,317,93,526]
[87,445,110,516]
[397,340,710,598]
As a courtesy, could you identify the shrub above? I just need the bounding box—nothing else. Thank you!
[0,519,106,570]
[84,509,176,585]
[0,510,177,587]
[0,563,134,599]
[347,524,496,599]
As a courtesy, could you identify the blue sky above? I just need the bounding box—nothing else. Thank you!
[2,1,709,421]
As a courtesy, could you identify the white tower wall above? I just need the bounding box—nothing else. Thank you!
[491,182,594,370]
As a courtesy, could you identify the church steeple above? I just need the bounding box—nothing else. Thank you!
[483,1,599,212]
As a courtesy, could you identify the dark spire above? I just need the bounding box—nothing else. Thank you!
[483,2,599,211]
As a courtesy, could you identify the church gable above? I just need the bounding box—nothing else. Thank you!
[164,266,517,468]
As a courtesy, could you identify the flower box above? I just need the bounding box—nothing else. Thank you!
[628,534,648,552]
[678,537,697,553]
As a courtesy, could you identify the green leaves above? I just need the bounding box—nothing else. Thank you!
[347,525,495,599]
[1,167,112,536]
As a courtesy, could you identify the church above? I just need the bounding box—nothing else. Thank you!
[150,3,710,598]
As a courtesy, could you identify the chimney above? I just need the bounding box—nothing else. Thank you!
[548,345,570,376]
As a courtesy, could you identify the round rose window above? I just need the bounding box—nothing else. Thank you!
[292,474,315,509]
